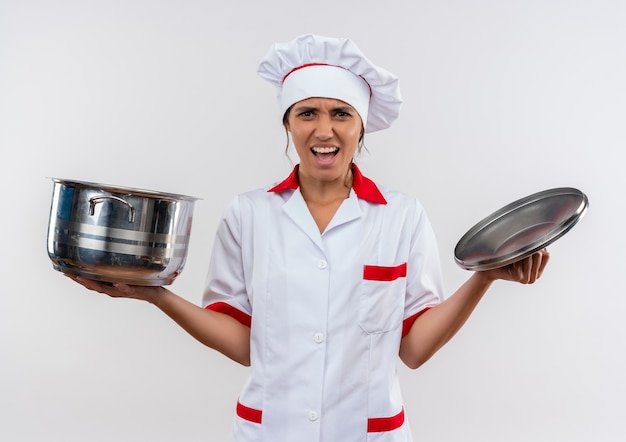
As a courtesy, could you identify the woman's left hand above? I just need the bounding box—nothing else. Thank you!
[479,248,550,284]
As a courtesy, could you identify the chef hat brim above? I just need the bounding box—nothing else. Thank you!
[257,34,402,133]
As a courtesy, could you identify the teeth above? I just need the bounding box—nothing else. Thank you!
[312,146,339,154]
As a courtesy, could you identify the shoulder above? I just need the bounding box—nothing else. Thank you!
[223,182,290,215]
[377,183,426,213]
[368,182,434,234]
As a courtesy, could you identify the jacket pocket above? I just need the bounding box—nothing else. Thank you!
[359,263,407,334]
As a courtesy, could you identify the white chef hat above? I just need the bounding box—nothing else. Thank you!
[257,34,402,133]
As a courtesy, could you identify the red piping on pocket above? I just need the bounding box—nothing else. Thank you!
[363,262,407,281]
[368,407,405,432]
[236,400,262,424]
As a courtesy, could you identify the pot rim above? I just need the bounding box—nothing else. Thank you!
[49,177,200,201]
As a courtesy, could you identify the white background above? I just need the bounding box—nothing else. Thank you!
[1,0,624,441]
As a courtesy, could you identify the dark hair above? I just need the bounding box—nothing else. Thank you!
[282,106,366,157]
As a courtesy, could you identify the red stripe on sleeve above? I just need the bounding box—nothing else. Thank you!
[402,307,432,337]
[206,302,252,328]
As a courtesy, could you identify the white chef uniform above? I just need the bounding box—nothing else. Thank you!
[202,163,444,441]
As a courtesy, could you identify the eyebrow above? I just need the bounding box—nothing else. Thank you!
[293,105,317,113]
[293,105,356,113]
[333,106,355,113]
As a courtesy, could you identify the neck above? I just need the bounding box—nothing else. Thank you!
[298,166,353,204]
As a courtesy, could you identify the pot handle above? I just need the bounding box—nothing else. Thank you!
[89,195,136,223]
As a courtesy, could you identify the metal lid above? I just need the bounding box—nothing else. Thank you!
[454,187,588,271]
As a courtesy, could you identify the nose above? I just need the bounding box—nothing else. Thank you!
[314,115,333,140]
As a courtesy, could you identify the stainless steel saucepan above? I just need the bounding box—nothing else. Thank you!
[47,178,199,286]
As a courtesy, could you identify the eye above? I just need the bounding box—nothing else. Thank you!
[334,108,354,118]
[296,109,316,119]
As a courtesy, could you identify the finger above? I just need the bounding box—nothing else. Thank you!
[527,252,542,284]
[514,253,538,284]
[508,259,526,283]
[536,248,550,279]
[528,249,549,284]
[65,273,96,290]
[68,275,123,297]
[112,283,134,296]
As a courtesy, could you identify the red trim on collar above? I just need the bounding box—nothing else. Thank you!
[268,165,300,192]
[268,164,387,205]
[351,163,387,204]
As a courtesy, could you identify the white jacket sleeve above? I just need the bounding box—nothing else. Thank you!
[202,196,252,326]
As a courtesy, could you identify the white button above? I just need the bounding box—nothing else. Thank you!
[308,410,319,421]
[317,260,328,269]
[314,332,324,343]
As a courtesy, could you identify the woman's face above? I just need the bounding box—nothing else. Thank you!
[285,97,363,185]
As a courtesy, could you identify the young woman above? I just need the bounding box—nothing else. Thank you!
[68,34,549,441]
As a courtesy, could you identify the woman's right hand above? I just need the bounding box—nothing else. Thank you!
[64,274,165,304]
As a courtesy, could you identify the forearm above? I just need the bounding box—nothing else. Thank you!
[399,272,494,369]
[150,289,251,366]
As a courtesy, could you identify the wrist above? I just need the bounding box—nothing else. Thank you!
[472,270,496,288]
[146,287,169,307]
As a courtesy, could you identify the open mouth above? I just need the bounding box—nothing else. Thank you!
[311,146,339,157]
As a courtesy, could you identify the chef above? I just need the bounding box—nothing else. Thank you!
[68,34,549,441]
[202,34,549,441]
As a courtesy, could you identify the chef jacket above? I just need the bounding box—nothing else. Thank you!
[203,164,444,441]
